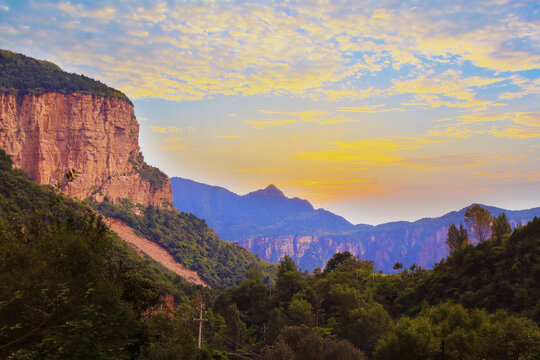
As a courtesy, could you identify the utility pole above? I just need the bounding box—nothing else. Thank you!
[193,300,207,348]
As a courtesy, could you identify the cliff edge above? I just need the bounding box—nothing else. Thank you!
[0,50,171,207]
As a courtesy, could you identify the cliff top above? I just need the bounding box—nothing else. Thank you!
[0,49,130,103]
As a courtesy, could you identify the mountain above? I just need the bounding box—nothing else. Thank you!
[171,178,353,239]
[171,177,540,272]
[0,49,171,208]
[0,147,203,358]
[0,50,274,287]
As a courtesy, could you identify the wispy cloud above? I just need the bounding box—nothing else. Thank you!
[245,119,297,129]
[235,168,284,174]
[4,1,537,101]
[214,135,240,139]
[149,126,179,133]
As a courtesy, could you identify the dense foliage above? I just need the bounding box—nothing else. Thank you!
[0,149,222,359]
[394,216,540,322]
[0,49,130,101]
[91,199,276,288]
[203,213,540,359]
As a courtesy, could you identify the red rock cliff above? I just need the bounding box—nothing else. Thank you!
[0,92,172,207]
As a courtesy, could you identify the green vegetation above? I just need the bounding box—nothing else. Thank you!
[0,50,130,102]
[1,150,538,359]
[394,215,540,322]
[129,152,169,190]
[90,198,276,288]
[0,149,222,359]
[375,302,539,360]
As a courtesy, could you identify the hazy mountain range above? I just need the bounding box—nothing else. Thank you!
[171,177,540,272]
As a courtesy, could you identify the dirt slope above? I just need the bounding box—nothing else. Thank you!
[106,217,208,287]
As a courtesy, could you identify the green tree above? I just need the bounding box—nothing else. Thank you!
[324,251,353,273]
[374,316,438,360]
[264,325,366,360]
[464,205,492,242]
[223,304,247,350]
[275,256,304,306]
[288,297,314,327]
[446,223,468,254]
[491,212,512,240]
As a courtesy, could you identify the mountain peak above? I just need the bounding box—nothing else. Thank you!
[261,184,285,197]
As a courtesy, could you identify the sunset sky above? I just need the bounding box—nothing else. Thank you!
[1,0,539,224]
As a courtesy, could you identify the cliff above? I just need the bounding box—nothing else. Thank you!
[0,92,172,207]
[170,177,540,272]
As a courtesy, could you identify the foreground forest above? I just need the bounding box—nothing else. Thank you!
[1,148,539,359]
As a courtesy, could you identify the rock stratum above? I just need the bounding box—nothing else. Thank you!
[0,92,172,207]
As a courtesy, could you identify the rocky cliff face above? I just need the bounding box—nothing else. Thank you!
[0,92,172,207]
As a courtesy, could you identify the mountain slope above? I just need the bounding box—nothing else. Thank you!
[92,198,275,288]
[0,148,202,358]
[171,177,540,272]
[171,177,353,239]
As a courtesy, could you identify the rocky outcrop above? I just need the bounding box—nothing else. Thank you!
[0,92,172,207]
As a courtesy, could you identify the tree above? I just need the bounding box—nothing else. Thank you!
[491,212,512,240]
[264,325,366,360]
[464,205,492,243]
[223,304,247,349]
[392,262,403,273]
[325,251,353,273]
[288,297,314,327]
[446,223,468,254]
[275,256,304,306]
[374,316,437,360]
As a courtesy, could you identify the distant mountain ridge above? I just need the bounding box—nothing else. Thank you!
[171,177,540,272]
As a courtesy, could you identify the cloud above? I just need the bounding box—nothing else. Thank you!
[256,109,357,125]
[160,143,187,150]
[160,136,187,150]
[426,112,540,140]
[245,119,297,129]
[295,138,419,166]
[404,154,485,169]
[5,1,537,102]
[337,105,401,113]
[235,168,284,174]
[213,135,240,139]
[164,136,182,143]
[473,171,540,182]
[486,127,540,138]
[393,70,505,109]
[149,126,179,133]
[283,178,381,201]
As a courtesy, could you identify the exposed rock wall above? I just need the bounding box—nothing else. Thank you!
[0,92,172,207]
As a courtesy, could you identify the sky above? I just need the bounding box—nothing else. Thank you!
[1,0,539,224]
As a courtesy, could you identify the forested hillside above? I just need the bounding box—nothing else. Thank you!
[92,199,276,288]
[0,148,230,358]
[205,214,540,359]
